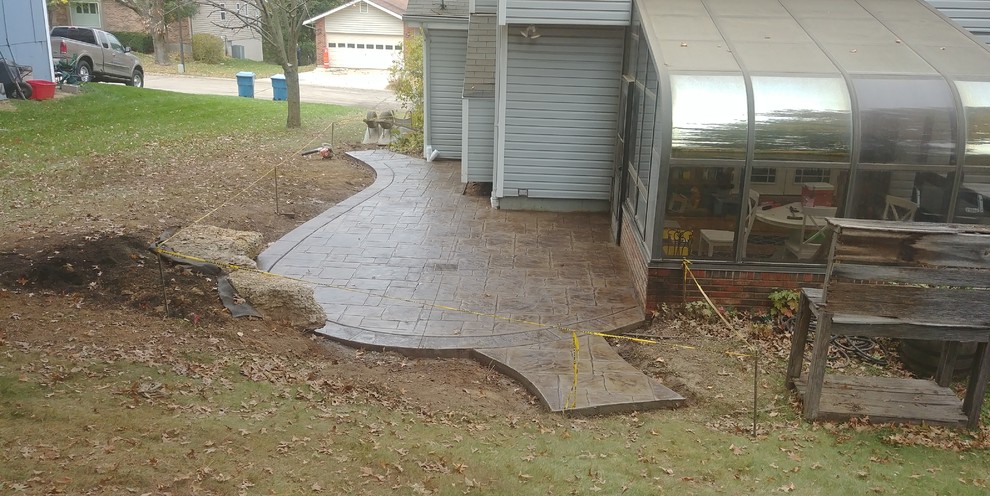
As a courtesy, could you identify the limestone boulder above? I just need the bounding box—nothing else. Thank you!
[163,225,264,269]
[228,269,326,330]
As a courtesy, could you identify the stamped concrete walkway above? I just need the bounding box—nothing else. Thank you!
[258,150,683,414]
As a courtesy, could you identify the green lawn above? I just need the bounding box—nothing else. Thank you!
[1,346,988,495]
[134,52,317,79]
[0,84,364,172]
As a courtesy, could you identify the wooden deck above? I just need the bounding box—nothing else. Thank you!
[793,375,968,426]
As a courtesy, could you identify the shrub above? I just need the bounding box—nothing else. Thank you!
[111,31,153,53]
[767,289,799,319]
[387,33,424,154]
[191,33,225,64]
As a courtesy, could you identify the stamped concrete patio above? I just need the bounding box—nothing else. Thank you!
[258,150,683,414]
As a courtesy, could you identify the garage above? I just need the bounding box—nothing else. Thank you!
[326,34,402,70]
[305,0,407,70]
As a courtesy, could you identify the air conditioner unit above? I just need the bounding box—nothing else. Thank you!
[231,45,245,59]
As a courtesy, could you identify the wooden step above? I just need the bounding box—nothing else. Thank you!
[794,374,968,426]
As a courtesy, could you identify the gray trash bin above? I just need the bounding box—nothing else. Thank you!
[236,71,255,98]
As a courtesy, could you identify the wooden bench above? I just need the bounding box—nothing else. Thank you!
[785,219,990,428]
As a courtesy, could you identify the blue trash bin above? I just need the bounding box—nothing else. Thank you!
[271,74,287,101]
[235,71,255,98]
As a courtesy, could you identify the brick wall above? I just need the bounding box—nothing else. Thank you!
[617,212,824,315]
[102,1,145,33]
[618,213,649,312]
[51,6,69,26]
[316,19,327,66]
[646,266,823,311]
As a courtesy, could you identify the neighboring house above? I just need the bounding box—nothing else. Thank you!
[52,2,264,62]
[0,0,54,84]
[191,2,263,60]
[304,0,408,70]
[49,0,145,32]
[406,0,990,315]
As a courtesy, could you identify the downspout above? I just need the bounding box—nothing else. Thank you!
[491,20,507,209]
[421,26,432,160]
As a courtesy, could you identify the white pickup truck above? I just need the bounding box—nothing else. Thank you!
[50,26,144,87]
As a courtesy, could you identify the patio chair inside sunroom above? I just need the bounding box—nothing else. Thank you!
[617,0,990,265]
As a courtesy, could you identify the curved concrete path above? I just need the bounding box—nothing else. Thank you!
[258,150,683,414]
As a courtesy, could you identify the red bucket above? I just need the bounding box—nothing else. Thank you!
[27,80,56,101]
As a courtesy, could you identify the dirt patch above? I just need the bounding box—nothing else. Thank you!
[0,137,545,419]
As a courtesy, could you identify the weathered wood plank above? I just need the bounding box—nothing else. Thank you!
[795,374,958,396]
[963,343,990,428]
[825,282,990,327]
[825,318,990,341]
[786,290,816,389]
[831,263,990,288]
[793,375,968,425]
[829,218,990,235]
[830,226,990,269]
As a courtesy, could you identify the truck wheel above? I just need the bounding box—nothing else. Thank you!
[76,60,92,83]
[126,69,144,88]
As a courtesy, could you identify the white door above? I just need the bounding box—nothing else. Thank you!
[326,34,401,69]
[69,1,102,28]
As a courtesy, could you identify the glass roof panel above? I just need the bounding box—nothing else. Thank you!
[670,74,748,160]
[957,81,990,168]
[855,78,956,166]
[752,76,851,162]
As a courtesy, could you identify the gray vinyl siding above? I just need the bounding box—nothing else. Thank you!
[327,2,403,35]
[427,29,468,159]
[474,0,497,14]
[0,0,53,82]
[503,0,631,25]
[463,98,496,182]
[927,0,990,44]
[502,27,623,199]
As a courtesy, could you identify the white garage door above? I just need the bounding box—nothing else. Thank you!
[327,35,402,70]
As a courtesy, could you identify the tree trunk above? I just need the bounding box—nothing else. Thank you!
[150,0,169,64]
[152,33,169,64]
[284,63,301,129]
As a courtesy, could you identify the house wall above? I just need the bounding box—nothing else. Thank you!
[462,98,496,181]
[0,0,54,82]
[502,0,631,25]
[927,0,990,44]
[190,5,263,61]
[101,1,144,33]
[50,1,143,32]
[328,2,403,35]
[500,26,622,200]
[426,28,468,159]
[316,19,327,64]
[474,0,497,14]
[322,2,403,69]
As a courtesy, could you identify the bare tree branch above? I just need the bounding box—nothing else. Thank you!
[196,0,317,128]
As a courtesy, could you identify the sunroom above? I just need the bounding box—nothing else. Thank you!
[617,0,990,309]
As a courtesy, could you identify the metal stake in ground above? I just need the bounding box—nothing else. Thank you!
[157,252,170,318]
[752,338,759,437]
[274,163,280,216]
